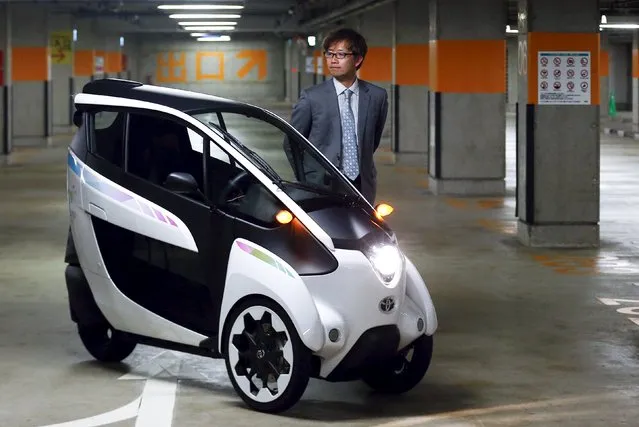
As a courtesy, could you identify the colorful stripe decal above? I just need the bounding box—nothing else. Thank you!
[236,240,295,278]
[68,151,179,228]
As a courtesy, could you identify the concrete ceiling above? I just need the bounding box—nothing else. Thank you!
[5,0,639,41]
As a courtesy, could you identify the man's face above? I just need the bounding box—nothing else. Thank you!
[325,40,362,79]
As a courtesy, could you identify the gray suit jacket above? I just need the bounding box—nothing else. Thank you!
[288,78,388,204]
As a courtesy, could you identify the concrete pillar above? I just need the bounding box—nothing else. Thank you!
[122,34,138,81]
[600,32,611,118]
[428,0,506,195]
[49,12,74,133]
[299,39,315,92]
[72,19,98,94]
[516,0,600,247]
[1,2,12,154]
[11,4,51,143]
[102,36,123,79]
[357,4,394,151]
[632,31,639,126]
[394,0,430,155]
[285,39,292,102]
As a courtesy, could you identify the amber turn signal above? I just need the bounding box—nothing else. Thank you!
[275,209,293,224]
[375,203,394,219]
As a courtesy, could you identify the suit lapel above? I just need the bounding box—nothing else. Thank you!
[357,82,370,149]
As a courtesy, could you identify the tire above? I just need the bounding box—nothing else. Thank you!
[77,323,137,363]
[361,334,433,394]
[223,297,313,413]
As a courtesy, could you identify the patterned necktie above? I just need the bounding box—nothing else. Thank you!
[341,89,359,180]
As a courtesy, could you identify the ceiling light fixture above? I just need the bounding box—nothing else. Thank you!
[158,5,244,10]
[197,35,232,42]
[178,21,237,26]
[184,26,235,31]
[600,23,639,29]
[168,13,241,19]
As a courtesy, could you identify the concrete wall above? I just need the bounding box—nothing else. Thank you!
[136,36,286,102]
[507,37,518,111]
[611,42,631,110]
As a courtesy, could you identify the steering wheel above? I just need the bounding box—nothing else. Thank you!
[219,170,253,204]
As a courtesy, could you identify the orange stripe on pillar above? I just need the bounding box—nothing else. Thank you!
[106,51,123,73]
[527,32,600,105]
[600,50,609,77]
[358,46,392,82]
[12,47,48,81]
[633,48,639,78]
[429,39,505,93]
[396,44,429,86]
[74,50,94,77]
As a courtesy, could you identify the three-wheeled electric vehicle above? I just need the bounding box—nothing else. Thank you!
[64,78,438,413]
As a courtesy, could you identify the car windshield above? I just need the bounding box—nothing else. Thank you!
[191,108,366,207]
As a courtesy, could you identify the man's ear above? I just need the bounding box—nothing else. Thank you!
[355,55,364,69]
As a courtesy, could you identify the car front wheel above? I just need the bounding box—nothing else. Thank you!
[361,334,433,394]
[223,297,312,413]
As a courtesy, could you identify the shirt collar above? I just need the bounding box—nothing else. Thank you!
[333,77,359,96]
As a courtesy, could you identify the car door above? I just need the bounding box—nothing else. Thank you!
[87,107,232,339]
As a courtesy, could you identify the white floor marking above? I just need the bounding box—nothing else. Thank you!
[135,378,178,427]
[36,398,139,427]
[597,297,639,327]
[38,351,189,427]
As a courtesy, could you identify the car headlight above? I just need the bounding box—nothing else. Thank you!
[365,244,403,283]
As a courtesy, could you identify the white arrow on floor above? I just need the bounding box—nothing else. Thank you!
[37,350,209,427]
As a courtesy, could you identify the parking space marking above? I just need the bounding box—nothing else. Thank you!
[597,297,639,327]
[371,393,616,427]
[444,198,505,210]
[529,254,639,276]
[476,218,517,234]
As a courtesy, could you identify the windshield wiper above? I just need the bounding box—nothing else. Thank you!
[208,121,281,183]
[280,180,361,205]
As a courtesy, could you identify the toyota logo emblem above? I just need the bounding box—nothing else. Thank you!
[379,296,396,313]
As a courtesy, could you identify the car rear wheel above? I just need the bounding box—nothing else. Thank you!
[223,297,312,413]
[77,323,137,363]
[361,334,433,394]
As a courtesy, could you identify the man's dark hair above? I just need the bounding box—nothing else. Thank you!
[322,28,368,69]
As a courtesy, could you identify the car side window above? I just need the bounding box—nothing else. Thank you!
[90,110,126,167]
[125,112,204,189]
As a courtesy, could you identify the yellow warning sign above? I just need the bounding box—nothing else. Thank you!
[50,31,73,65]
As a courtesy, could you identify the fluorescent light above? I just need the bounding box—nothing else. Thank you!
[601,14,607,24]
[506,25,518,33]
[184,26,235,31]
[158,4,243,10]
[178,21,237,26]
[190,33,207,37]
[600,23,639,29]
[197,35,232,42]
[307,35,316,46]
[169,13,241,19]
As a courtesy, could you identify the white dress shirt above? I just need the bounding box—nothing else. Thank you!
[333,78,359,140]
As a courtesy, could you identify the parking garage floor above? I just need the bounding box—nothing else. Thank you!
[2,109,639,427]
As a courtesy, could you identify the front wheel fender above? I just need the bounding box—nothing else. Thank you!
[404,255,438,336]
[218,239,325,353]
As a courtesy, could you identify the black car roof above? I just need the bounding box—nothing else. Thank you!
[81,78,266,115]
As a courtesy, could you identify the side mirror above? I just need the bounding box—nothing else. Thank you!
[73,111,83,128]
[164,172,201,197]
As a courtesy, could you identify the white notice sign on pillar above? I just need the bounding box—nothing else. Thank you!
[538,51,591,105]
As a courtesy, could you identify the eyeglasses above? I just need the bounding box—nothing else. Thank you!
[324,51,355,59]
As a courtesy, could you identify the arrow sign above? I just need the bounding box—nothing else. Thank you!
[37,350,213,427]
[236,50,267,80]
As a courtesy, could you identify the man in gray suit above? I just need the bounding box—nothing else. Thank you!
[287,28,388,204]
